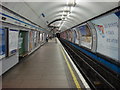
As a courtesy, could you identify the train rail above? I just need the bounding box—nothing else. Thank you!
[59,38,120,90]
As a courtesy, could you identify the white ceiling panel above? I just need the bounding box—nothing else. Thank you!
[1,1,119,32]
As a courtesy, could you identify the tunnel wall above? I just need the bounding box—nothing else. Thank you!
[0,6,48,75]
[60,8,120,75]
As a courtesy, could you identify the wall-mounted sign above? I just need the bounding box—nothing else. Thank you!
[9,29,19,56]
[0,28,6,59]
[91,10,120,61]
[78,24,92,49]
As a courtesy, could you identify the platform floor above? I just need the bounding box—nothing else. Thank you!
[2,38,78,88]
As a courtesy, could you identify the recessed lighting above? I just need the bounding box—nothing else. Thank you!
[66,0,76,7]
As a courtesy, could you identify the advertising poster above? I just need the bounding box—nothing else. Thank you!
[66,31,69,40]
[18,32,24,56]
[72,28,79,44]
[9,29,19,56]
[68,31,71,41]
[69,30,73,42]
[91,10,120,61]
[76,29,80,45]
[33,31,37,47]
[0,28,6,59]
[37,31,39,44]
[38,32,40,43]
[71,30,75,43]
[29,31,33,51]
[37,32,40,44]
[42,33,45,41]
[79,25,86,35]
[62,32,65,39]
[19,31,28,56]
[40,33,42,41]
[71,30,74,43]
[79,25,92,49]
[65,31,67,40]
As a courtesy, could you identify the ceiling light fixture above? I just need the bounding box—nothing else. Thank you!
[66,0,76,7]
[64,6,71,12]
[59,0,76,31]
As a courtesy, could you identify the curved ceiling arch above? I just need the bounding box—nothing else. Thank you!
[2,2,119,32]
[47,5,95,26]
[43,3,66,19]
[49,17,77,28]
[48,18,62,26]
[47,12,81,26]
[47,13,80,24]
[48,17,78,28]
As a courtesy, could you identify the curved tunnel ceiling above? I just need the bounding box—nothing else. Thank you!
[48,18,62,27]
[2,1,119,32]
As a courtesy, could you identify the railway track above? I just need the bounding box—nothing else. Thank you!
[60,39,120,90]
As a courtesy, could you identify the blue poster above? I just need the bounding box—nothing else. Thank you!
[0,28,6,59]
[79,25,86,36]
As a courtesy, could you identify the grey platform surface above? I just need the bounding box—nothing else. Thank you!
[2,38,76,88]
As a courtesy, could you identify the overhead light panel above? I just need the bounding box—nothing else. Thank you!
[63,14,67,16]
[66,0,76,7]
[61,17,65,20]
[62,11,68,16]
[61,11,68,19]
[64,6,71,12]
[62,17,67,21]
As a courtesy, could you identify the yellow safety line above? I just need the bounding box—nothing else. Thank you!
[61,47,81,90]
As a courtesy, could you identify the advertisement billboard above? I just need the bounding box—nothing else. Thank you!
[72,28,80,45]
[72,30,77,43]
[9,29,19,56]
[29,31,33,51]
[78,24,92,49]
[91,10,120,61]
[0,28,6,59]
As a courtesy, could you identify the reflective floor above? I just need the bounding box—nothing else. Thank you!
[2,38,77,88]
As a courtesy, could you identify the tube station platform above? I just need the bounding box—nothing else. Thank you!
[2,38,89,89]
